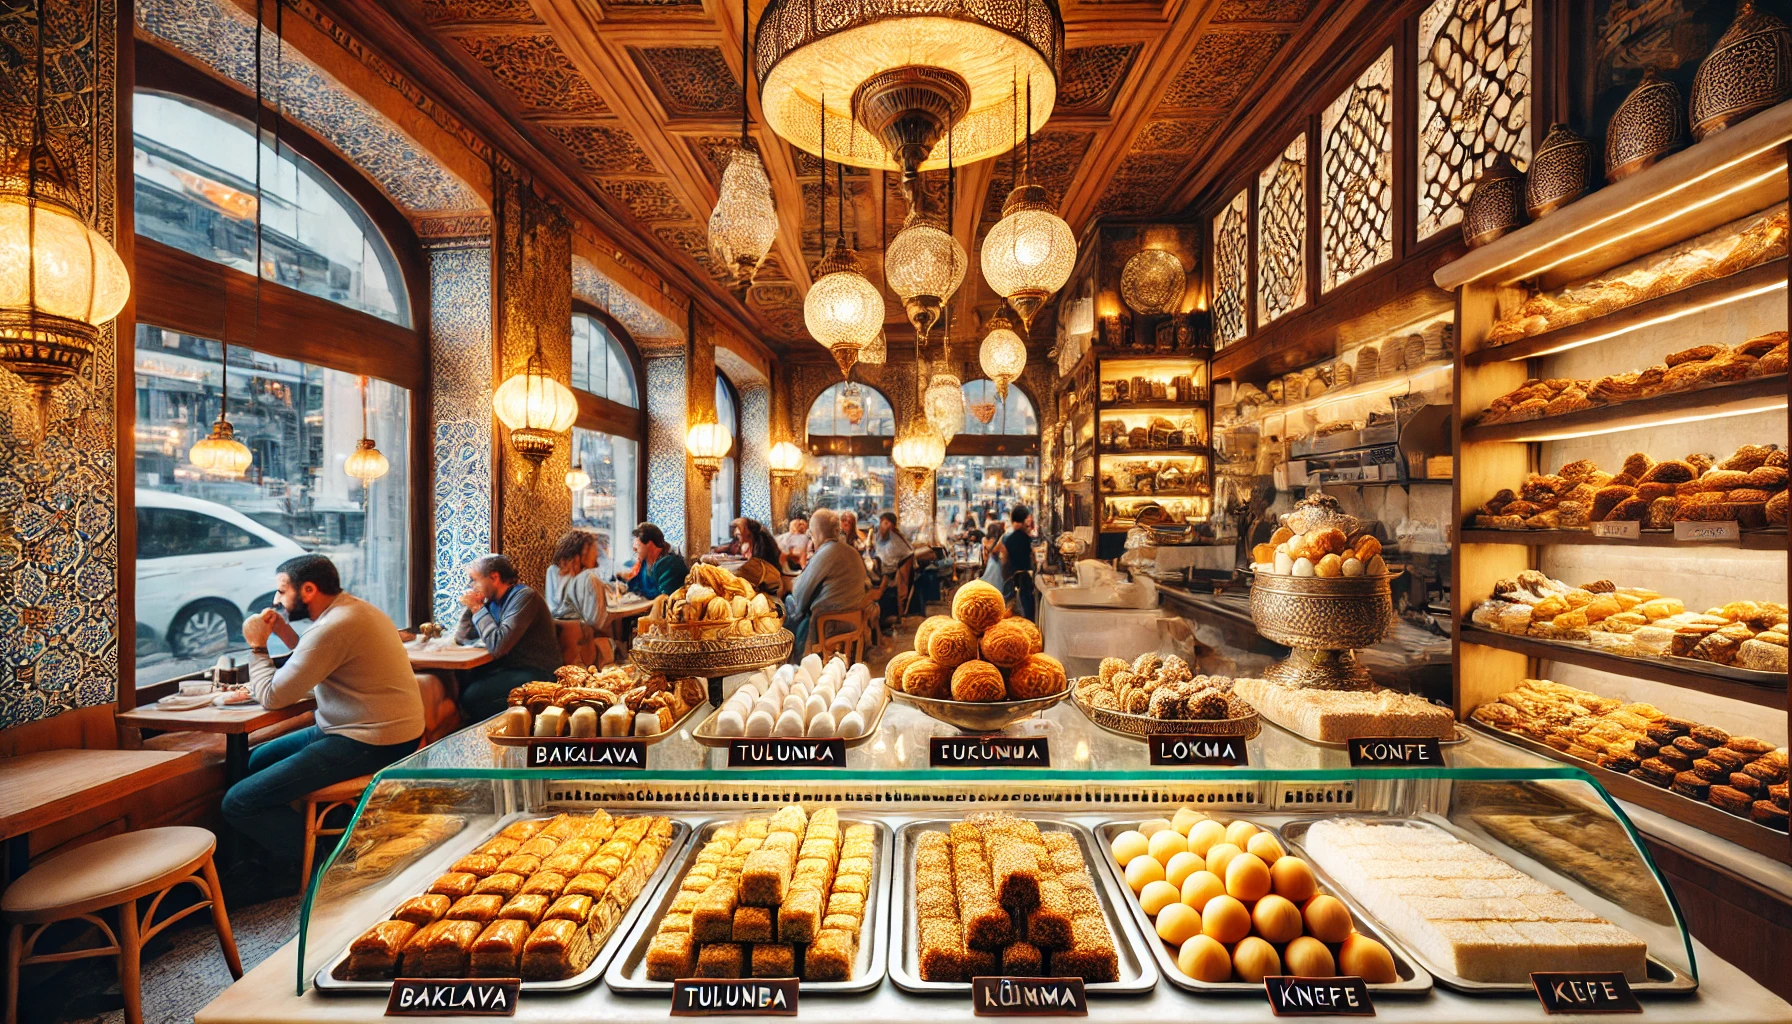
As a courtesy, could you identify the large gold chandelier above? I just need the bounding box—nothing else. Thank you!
[707,0,776,285]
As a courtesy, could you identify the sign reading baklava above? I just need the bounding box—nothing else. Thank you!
[970,976,1088,1016]
[1346,737,1443,767]
[1148,735,1249,766]
[670,978,798,1016]
[727,738,847,768]
[930,736,1050,767]
[1262,976,1375,1016]
[385,978,519,1016]
[1531,972,1641,1014]
[524,738,647,769]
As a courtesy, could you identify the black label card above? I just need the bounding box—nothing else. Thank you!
[670,978,798,1016]
[1347,737,1444,768]
[524,738,647,769]
[386,979,519,1017]
[727,738,847,768]
[1531,973,1642,1014]
[1263,976,1375,1017]
[971,976,1088,1016]
[1149,735,1250,766]
[930,736,1050,767]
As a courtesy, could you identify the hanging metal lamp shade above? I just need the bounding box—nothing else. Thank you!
[924,362,965,441]
[978,310,1027,400]
[708,144,777,284]
[804,237,883,379]
[493,349,579,463]
[981,183,1074,329]
[885,212,966,342]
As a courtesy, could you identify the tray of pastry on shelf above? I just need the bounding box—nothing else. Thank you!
[485,666,707,745]
[1473,333,1786,427]
[1469,570,1789,681]
[605,806,890,993]
[889,811,1160,996]
[1466,444,1788,534]
[1071,655,1260,740]
[1470,679,1789,835]
[690,656,891,749]
[318,810,691,993]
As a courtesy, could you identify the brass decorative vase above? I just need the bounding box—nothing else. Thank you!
[1691,0,1792,141]
[1461,154,1526,248]
[1247,570,1400,691]
[1525,123,1592,219]
[1606,69,1686,182]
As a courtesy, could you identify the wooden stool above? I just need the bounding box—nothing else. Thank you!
[300,775,374,891]
[811,607,865,664]
[3,826,241,1024]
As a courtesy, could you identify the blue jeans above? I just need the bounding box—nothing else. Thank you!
[459,663,547,722]
[221,725,419,867]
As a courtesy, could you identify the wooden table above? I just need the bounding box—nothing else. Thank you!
[405,644,494,671]
[116,700,317,785]
[0,748,200,876]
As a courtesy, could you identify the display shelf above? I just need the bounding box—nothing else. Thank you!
[1461,374,1789,444]
[1463,259,1788,367]
[1434,98,1792,291]
[1100,400,1208,412]
[1099,444,1211,457]
[1462,528,1789,551]
[1459,622,1786,709]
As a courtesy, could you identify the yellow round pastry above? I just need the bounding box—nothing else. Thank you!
[1006,615,1043,654]
[1171,807,1206,835]
[1270,857,1318,903]
[1006,653,1067,700]
[1232,936,1281,983]
[1110,829,1149,867]
[1147,829,1188,863]
[1302,894,1352,943]
[1223,819,1259,848]
[1205,842,1242,878]
[1139,880,1181,916]
[1225,852,1271,902]
[1164,851,1203,889]
[900,657,951,700]
[1187,819,1227,857]
[884,651,922,694]
[1285,936,1335,978]
[950,660,1007,702]
[1178,934,1232,983]
[1179,870,1224,912]
[1250,894,1302,943]
[951,580,1007,634]
[979,618,1035,668]
[914,615,957,656]
[1200,894,1251,944]
[1246,832,1284,864]
[929,620,981,668]
[1138,818,1173,837]
[1155,902,1202,945]
[1338,934,1397,984]
[1124,854,1165,893]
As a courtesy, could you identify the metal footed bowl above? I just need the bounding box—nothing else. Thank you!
[1247,569,1401,690]
[629,629,794,678]
[1070,687,1261,741]
[887,686,1069,733]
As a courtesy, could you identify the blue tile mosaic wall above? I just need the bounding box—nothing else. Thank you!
[644,355,688,552]
[429,245,494,625]
[740,381,770,524]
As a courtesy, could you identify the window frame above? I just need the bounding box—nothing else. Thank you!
[571,302,649,534]
[945,379,1041,458]
[806,381,897,458]
[126,44,434,703]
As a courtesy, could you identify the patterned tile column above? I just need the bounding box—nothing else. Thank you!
[739,381,770,524]
[644,355,688,551]
[427,239,495,624]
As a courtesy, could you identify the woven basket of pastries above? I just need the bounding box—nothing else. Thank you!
[1071,655,1261,740]
[888,582,1069,731]
[630,563,794,676]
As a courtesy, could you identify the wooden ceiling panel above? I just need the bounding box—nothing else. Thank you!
[1211,0,1314,22]
[450,31,611,113]
[629,45,743,119]
[1058,44,1140,116]
[413,0,542,23]
[542,121,658,173]
[1160,30,1290,110]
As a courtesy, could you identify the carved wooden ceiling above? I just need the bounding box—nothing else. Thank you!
[383,0,1360,360]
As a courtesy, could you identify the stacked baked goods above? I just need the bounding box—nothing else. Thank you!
[1300,818,1650,983]
[887,581,1068,704]
[1231,677,1455,743]
[645,806,873,981]
[1471,679,1790,831]
[1467,444,1788,530]
[1485,204,1788,347]
[339,811,674,981]
[1109,808,1397,984]
[914,811,1119,983]
[1073,655,1252,721]
[1469,569,1789,671]
[638,563,783,639]
[494,670,706,738]
[1476,332,1787,427]
[1247,492,1389,577]
[708,655,887,738]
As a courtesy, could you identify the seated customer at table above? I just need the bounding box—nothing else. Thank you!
[455,553,563,720]
[715,518,784,595]
[710,517,752,557]
[226,555,424,874]
[838,510,863,552]
[545,529,609,660]
[778,517,814,570]
[621,522,688,599]
[783,508,868,661]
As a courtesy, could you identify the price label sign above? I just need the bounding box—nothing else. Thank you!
[1591,521,1640,540]
[1263,977,1375,1017]
[1531,973,1641,1014]
[1149,735,1249,766]
[727,738,847,768]
[930,736,1050,768]
[1347,737,1444,768]
[525,738,647,769]
[386,979,519,1017]
[971,976,1088,1016]
[1674,520,1740,542]
[670,979,799,1016]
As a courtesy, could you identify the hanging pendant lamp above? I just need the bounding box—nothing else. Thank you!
[981,75,1074,329]
[978,308,1027,401]
[707,0,776,285]
[803,97,882,379]
[924,307,965,441]
[189,343,253,478]
[564,457,590,492]
[860,328,887,367]
[344,375,390,483]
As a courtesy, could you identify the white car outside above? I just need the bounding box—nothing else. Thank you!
[135,490,308,659]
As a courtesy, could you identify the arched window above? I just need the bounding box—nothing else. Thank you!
[804,383,896,521]
[712,375,740,548]
[133,91,409,325]
[956,379,1038,435]
[570,308,646,576]
[571,313,638,408]
[939,380,1039,547]
[807,382,895,437]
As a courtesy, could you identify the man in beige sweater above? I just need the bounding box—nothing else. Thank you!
[224,555,424,876]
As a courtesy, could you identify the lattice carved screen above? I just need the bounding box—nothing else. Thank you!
[1321,47,1393,294]
[1211,189,1249,349]
[1257,133,1307,327]
[1416,0,1532,241]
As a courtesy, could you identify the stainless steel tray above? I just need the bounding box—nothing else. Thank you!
[1279,816,1698,995]
[887,816,1159,996]
[315,813,692,995]
[1090,818,1431,996]
[605,814,891,994]
[690,685,891,750]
